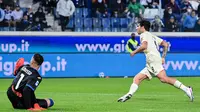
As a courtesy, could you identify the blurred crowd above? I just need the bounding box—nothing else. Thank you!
[0,0,199,32]
[0,0,53,31]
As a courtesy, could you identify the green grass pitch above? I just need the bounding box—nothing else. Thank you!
[0,77,200,112]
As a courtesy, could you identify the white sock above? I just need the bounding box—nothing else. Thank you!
[127,83,138,95]
[174,80,188,93]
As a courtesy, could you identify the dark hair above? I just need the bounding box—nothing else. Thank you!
[139,20,151,31]
[33,53,44,65]
[131,33,136,40]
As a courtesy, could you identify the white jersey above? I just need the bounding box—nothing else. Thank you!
[140,31,163,63]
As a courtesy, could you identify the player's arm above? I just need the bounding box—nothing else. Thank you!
[131,41,147,56]
[130,34,148,56]
[160,40,169,59]
[154,35,169,59]
[155,35,169,64]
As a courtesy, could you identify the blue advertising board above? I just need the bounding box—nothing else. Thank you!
[0,33,200,78]
[0,35,200,53]
[0,53,200,78]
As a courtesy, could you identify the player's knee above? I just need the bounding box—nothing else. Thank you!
[133,77,140,84]
[46,98,54,108]
[159,77,168,83]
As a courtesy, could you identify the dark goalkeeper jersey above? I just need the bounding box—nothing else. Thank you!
[12,64,42,92]
[8,64,42,109]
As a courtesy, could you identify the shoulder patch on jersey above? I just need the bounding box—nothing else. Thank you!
[37,77,41,79]
[35,81,39,86]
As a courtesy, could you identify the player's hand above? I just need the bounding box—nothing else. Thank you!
[130,51,136,57]
[162,58,165,64]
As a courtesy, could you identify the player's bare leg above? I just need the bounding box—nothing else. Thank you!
[157,70,194,102]
[118,73,148,102]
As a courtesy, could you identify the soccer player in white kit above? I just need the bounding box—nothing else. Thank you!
[118,20,194,102]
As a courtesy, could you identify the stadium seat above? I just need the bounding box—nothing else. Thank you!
[93,28,102,32]
[120,18,129,28]
[75,27,83,32]
[111,28,120,32]
[74,17,83,28]
[127,18,132,23]
[74,8,83,17]
[111,18,120,28]
[9,27,15,31]
[143,9,159,19]
[121,28,128,32]
[159,9,165,19]
[3,27,9,31]
[84,27,92,32]
[67,17,74,28]
[84,18,92,28]
[83,8,89,17]
[0,27,3,31]
[102,28,111,32]
[92,18,101,28]
[102,18,110,28]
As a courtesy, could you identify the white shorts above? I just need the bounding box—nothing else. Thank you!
[139,62,164,79]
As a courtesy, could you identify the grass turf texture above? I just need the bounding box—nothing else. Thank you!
[0,77,200,112]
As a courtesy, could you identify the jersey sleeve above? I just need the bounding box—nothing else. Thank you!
[140,33,148,43]
[26,76,41,91]
[154,35,163,45]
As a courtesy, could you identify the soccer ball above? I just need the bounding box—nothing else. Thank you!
[124,76,128,78]
[99,72,105,78]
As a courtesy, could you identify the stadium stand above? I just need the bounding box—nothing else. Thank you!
[0,0,199,32]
